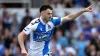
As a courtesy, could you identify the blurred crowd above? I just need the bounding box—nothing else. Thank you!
[0,0,100,56]
[47,0,99,8]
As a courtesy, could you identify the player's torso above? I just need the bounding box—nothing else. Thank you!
[31,18,55,41]
[29,18,55,56]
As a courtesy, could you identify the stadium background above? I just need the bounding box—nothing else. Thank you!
[0,0,100,56]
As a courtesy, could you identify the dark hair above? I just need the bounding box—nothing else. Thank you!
[40,5,53,13]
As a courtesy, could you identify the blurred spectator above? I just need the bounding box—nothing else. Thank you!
[90,32,100,51]
[3,28,13,49]
[89,45,97,56]
[73,0,90,8]
[2,8,13,30]
[75,14,89,29]
[0,37,5,56]
[93,5,100,21]
[74,34,87,56]
[85,40,91,56]
[0,20,3,37]
[4,48,13,56]
[82,21,92,40]
[59,46,66,56]
[20,8,33,31]
[89,0,100,9]
[70,23,82,45]
[55,29,69,47]
[10,37,21,56]
[47,0,57,5]
[15,46,21,56]
[85,44,97,56]
[11,14,20,36]
[50,0,65,8]
[66,47,76,56]
[65,0,74,8]
[50,37,59,56]
[91,19,100,34]
[97,51,100,56]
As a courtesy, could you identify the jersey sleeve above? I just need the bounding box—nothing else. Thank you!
[51,17,62,26]
[23,19,38,35]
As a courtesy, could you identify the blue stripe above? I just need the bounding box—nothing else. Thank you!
[42,29,54,56]
[43,40,50,55]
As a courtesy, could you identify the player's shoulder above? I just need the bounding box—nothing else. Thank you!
[31,18,40,23]
[29,18,40,27]
[51,17,61,20]
[52,17,59,19]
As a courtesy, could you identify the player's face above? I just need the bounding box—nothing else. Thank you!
[42,9,53,21]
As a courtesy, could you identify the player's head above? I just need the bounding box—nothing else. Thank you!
[40,5,53,21]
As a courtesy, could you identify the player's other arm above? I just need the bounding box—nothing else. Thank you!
[61,4,93,23]
[18,32,28,55]
[18,19,38,56]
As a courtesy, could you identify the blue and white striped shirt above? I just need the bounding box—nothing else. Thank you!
[23,17,62,56]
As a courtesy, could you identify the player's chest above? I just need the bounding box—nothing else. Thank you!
[36,22,54,32]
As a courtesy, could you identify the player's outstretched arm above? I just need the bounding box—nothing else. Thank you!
[61,4,93,23]
[18,32,28,56]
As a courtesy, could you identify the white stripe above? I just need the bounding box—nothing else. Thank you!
[28,32,45,56]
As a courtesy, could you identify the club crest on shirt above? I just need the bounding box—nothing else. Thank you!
[48,24,51,29]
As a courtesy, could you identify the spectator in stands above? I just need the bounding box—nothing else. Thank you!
[89,0,100,9]
[3,28,13,49]
[65,0,74,8]
[66,47,76,56]
[55,29,69,47]
[75,14,88,29]
[15,45,21,56]
[85,40,91,56]
[89,45,97,56]
[93,5,100,21]
[91,19,100,34]
[10,37,21,56]
[70,23,82,45]
[74,0,90,8]
[2,8,13,30]
[85,44,97,56]
[97,51,100,56]
[20,8,33,31]
[50,37,59,56]
[11,14,20,36]
[50,0,65,8]
[90,31,100,52]
[4,48,13,56]
[74,33,87,56]
[82,21,92,40]
[0,37,5,56]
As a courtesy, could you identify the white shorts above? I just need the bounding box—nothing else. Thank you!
[28,49,52,56]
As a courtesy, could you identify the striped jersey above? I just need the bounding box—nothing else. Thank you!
[23,17,62,56]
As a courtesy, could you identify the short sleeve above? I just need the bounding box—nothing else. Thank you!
[51,17,62,26]
[23,19,38,35]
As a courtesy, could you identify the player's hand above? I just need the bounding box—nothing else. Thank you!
[83,4,94,12]
[21,49,28,56]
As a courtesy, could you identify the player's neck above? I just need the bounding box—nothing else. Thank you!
[43,18,48,23]
[41,17,49,24]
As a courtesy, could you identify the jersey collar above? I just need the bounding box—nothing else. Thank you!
[40,16,46,25]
